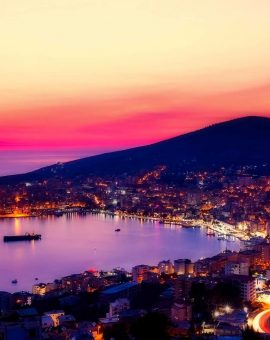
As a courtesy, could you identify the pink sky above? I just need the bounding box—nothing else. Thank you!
[1,1,270,174]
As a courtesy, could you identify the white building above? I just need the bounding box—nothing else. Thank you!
[240,277,256,302]
[109,298,130,318]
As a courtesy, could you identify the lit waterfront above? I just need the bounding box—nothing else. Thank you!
[0,213,241,293]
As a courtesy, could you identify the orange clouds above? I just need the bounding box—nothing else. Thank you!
[0,83,269,152]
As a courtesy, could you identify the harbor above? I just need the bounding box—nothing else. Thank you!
[0,212,240,292]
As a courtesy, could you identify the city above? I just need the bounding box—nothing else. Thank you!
[0,163,270,338]
[2,1,270,339]
[1,165,270,242]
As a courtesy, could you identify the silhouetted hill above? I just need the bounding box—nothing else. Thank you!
[1,116,270,185]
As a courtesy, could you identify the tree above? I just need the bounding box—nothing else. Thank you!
[131,312,170,340]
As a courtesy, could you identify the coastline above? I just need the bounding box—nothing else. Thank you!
[0,210,243,293]
[0,208,256,242]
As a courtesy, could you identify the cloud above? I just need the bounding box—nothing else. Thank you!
[0,84,270,151]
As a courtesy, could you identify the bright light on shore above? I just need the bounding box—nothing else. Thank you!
[214,311,220,318]
[224,305,232,314]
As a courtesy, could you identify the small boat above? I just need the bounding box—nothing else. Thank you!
[12,279,18,284]
[115,228,121,232]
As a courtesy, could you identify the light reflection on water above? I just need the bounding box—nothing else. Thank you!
[0,213,240,292]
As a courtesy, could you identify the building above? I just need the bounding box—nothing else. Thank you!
[109,298,130,318]
[236,276,256,302]
[45,281,60,293]
[83,273,104,292]
[0,291,12,315]
[62,274,84,293]
[194,259,210,276]
[41,315,54,329]
[101,282,139,303]
[12,291,32,307]
[237,250,260,266]
[266,268,270,280]
[158,260,174,275]
[44,310,65,327]
[174,277,193,301]
[132,265,151,283]
[142,270,159,282]
[32,283,47,296]
[224,261,249,276]
[255,276,267,290]
[209,252,234,274]
[58,315,76,328]
[174,259,194,275]
[260,243,270,262]
[171,302,192,322]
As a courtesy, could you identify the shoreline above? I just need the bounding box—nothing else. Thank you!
[0,209,244,294]
[0,208,257,242]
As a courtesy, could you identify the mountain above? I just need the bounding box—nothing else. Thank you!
[1,116,270,185]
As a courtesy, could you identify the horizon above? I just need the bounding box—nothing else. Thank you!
[0,114,269,177]
[2,1,270,174]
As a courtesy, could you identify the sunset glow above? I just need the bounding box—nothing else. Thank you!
[1,0,270,174]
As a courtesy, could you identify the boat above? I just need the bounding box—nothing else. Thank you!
[206,231,215,236]
[3,233,41,242]
[115,228,121,232]
[11,279,18,284]
[181,224,193,228]
[159,220,171,224]
[181,221,194,228]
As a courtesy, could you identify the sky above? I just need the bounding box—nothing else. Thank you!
[1,0,270,175]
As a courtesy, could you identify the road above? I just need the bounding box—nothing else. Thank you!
[253,309,270,333]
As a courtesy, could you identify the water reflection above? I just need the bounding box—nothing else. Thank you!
[0,213,240,292]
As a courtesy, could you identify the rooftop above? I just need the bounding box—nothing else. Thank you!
[102,282,138,295]
[17,308,38,317]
